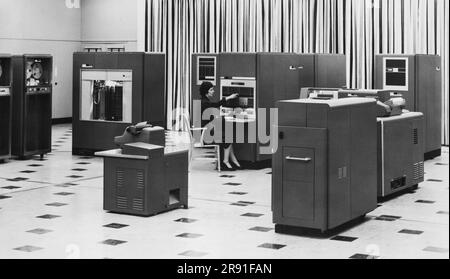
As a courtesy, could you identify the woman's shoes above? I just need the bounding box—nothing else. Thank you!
[221,162,236,171]
[230,161,243,170]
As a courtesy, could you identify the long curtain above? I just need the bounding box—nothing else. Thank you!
[146,0,449,145]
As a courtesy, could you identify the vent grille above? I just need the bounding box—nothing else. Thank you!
[413,128,418,145]
[116,169,125,188]
[133,198,144,211]
[136,170,145,190]
[116,196,128,209]
[413,161,424,180]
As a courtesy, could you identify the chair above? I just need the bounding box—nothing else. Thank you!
[182,114,221,172]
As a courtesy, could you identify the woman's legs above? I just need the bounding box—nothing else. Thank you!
[229,145,241,167]
[222,145,233,169]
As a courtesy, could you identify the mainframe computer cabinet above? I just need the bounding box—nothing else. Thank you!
[378,112,425,198]
[0,54,12,161]
[73,52,166,155]
[11,54,53,159]
[191,53,220,105]
[375,54,442,160]
[273,98,378,233]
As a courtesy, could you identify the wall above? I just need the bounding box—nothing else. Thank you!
[0,0,81,119]
[81,0,141,51]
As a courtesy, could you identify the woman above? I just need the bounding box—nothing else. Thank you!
[200,81,242,171]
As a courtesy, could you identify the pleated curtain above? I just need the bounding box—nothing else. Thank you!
[146,0,449,145]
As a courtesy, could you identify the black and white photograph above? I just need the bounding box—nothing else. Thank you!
[0,0,448,263]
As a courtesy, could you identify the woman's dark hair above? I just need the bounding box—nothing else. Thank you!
[200,81,214,97]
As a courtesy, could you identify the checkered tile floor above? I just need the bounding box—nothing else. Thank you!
[0,124,448,259]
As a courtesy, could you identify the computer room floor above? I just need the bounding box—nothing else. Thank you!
[0,124,448,259]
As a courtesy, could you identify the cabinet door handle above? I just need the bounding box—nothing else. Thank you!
[286,156,312,162]
[289,66,297,71]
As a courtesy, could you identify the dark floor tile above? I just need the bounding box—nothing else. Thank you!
[427,179,443,182]
[423,246,449,253]
[375,216,397,221]
[220,175,235,178]
[241,213,264,217]
[36,214,61,219]
[228,192,248,195]
[79,156,94,160]
[0,195,12,200]
[237,201,255,205]
[230,203,248,206]
[104,223,129,229]
[349,253,378,259]
[100,239,127,246]
[45,202,68,207]
[415,200,435,204]
[176,233,203,238]
[63,183,78,186]
[398,229,424,235]
[52,145,61,148]
[56,141,65,143]
[1,186,21,190]
[379,215,401,219]
[435,163,448,166]
[76,162,91,165]
[13,245,43,252]
[33,159,47,161]
[28,164,43,167]
[174,218,198,223]
[71,168,87,172]
[258,243,286,250]
[67,175,83,179]
[178,250,208,257]
[266,172,272,175]
[20,170,36,174]
[249,227,273,232]
[331,236,358,242]
[377,204,383,208]
[26,228,53,235]
[54,192,75,196]
[7,177,29,182]
[437,211,449,215]
[223,182,242,186]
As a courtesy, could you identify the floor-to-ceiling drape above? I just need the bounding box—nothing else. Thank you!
[146,0,449,145]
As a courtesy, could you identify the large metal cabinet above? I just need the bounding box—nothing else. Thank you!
[375,54,442,160]
[11,54,53,159]
[0,54,12,161]
[73,52,166,155]
[97,143,188,217]
[273,98,378,233]
[378,112,425,198]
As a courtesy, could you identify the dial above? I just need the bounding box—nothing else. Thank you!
[32,63,43,80]
[26,62,33,79]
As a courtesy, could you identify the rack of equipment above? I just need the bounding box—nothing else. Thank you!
[192,52,347,165]
[73,52,166,155]
[11,54,53,159]
[0,54,12,161]
[375,54,441,160]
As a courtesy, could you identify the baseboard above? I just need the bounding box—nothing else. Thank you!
[52,117,72,125]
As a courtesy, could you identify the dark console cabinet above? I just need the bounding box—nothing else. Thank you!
[11,54,53,159]
[375,54,441,160]
[0,54,12,161]
[273,98,378,233]
[73,52,166,155]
